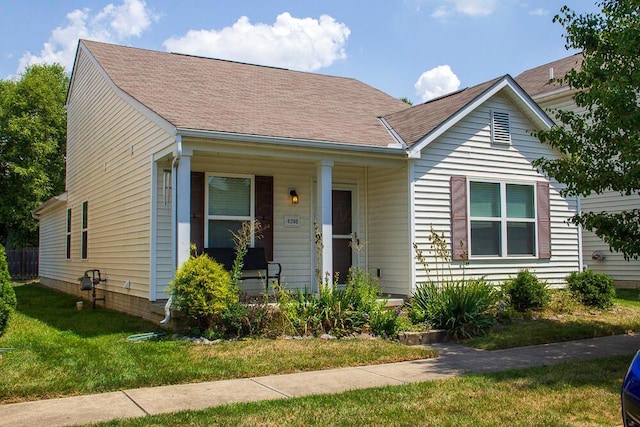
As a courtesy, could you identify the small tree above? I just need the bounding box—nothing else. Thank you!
[533,0,640,260]
[0,64,69,247]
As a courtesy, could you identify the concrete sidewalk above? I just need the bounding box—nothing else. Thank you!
[2,333,639,427]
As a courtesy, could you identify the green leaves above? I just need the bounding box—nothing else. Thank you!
[534,0,640,260]
[0,64,69,247]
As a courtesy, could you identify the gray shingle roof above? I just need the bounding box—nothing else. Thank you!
[79,40,409,148]
[382,77,502,148]
[515,53,583,98]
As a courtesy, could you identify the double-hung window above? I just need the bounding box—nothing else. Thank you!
[469,181,536,257]
[81,201,88,260]
[205,174,254,248]
[66,208,72,260]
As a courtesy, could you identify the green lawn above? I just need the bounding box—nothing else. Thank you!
[464,288,640,350]
[0,283,432,403]
[96,355,632,426]
[2,282,639,412]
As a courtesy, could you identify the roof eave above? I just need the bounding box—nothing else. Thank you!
[176,128,407,156]
[32,193,68,218]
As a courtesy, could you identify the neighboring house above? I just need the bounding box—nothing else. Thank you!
[517,54,640,286]
[34,40,580,321]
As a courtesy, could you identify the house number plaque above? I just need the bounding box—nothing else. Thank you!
[284,215,300,228]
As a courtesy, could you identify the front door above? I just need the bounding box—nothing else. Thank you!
[332,188,354,284]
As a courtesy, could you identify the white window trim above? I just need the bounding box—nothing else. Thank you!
[204,173,255,248]
[467,179,538,259]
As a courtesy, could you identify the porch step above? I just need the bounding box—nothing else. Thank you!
[383,298,405,308]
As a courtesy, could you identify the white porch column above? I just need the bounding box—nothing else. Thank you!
[176,152,192,268]
[316,159,333,288]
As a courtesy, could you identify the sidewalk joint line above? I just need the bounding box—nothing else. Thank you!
[122,391,150,416]
[355,366,408,384]
[249,378,293,398]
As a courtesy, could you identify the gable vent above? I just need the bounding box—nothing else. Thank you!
[491,111,511,144]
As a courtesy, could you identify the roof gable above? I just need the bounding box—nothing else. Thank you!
[76,40,408,148]
[384,75,554,156]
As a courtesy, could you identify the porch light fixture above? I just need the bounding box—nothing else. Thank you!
[289,189,299,205]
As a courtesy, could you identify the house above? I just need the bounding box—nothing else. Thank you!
[516,54,640,287]
[34,40,580,321]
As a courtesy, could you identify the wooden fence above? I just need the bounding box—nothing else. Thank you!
[6,247,39,280]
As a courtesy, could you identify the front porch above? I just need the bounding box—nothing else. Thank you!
[151,137,412,300]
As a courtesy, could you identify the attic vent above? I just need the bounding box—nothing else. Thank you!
[491,110,511,144]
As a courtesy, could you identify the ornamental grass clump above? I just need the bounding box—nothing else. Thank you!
[408,279,497,340]
[277,225,401,338]
[566,270,615,309]
[503,269,550,312]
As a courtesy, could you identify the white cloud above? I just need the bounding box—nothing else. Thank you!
[529,8,548,16]
[163,12,350,72]
[414,65,461,102]
[430,0,497,18]
[17,0,156,74]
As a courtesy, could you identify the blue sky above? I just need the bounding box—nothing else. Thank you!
[0,0,600,103]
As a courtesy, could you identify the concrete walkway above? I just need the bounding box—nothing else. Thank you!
[2,333,639,427]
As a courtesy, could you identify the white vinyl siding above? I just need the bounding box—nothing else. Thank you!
[367,166,412,296]
[42,47,176,299]
[413,92,580,287]
[581,192,640,283]
[38,203,68,279]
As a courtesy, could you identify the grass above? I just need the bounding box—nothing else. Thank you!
[0,282,433,403]
[464,288,640,350]
[96,355,633,426]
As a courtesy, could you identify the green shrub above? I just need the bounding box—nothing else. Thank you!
[277,267,401,338]
[170,254,238,331]
[566,270,615,309]
[0,244,16,337]
[503,270,550,312]
[369,307,401,337]
[408,279,497,340]
[0,298,10,337]
[0,245,16,310]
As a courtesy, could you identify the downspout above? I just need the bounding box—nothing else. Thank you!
[577,195,584,272]
[160,134,182,325]
[172,134,183,272]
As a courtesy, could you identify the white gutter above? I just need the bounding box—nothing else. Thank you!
[378,117,408,149]
[177,128,406,156]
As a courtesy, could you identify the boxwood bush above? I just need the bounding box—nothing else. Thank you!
[169,254,239,332]
[503,269,550,312]
[566,270,615,309]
